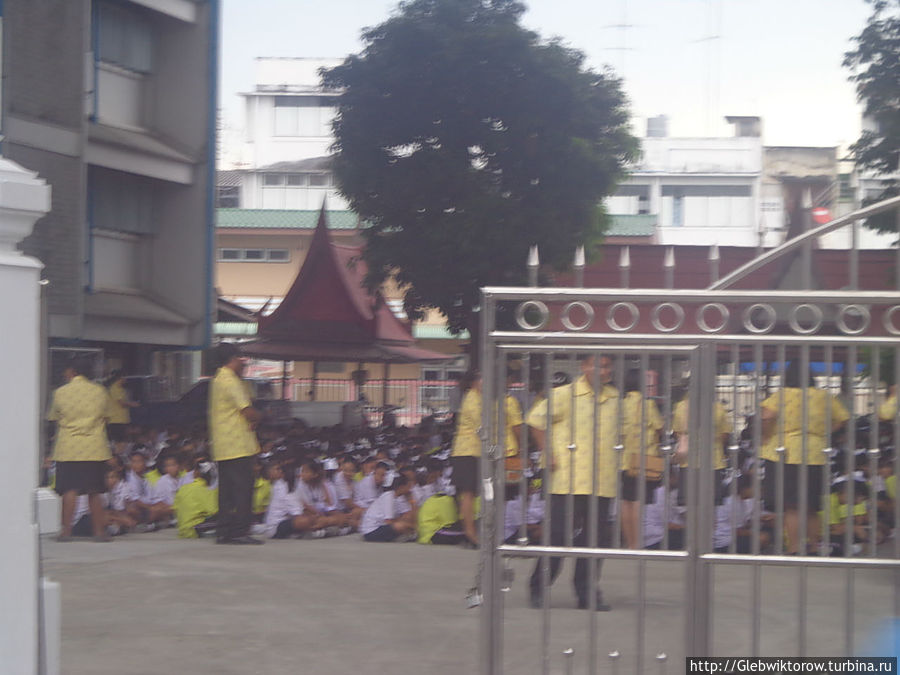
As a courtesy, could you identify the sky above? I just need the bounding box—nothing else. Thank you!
[220,0,874,150]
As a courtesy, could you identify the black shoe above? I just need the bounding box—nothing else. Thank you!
[577,593,611,611]
[229,535,264,545]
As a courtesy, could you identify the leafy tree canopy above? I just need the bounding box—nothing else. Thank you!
[844,0,900,232]
[322,0,637,336]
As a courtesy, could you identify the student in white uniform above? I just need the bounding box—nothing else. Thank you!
[411,459,442,507]
[264,461,304,539]
[361,474,418,542]
[333,456,363,530]
[103,467,136,535]
[644,472,686,550]
[295,459,351,535]
[354,461,389,510]
[124,450,152,524]
[144,454,180,528]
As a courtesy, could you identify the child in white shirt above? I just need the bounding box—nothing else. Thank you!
[361,474,418,542]
[354,461,388,510]
[264,462,304,539]
[295,459,351,536]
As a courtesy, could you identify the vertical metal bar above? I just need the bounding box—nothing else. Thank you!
[619,246,630,289]
[894,343,900,619]
[729,344,740,555]
[540,356,552,675]
[775,344,786,555]
[479,292,496,675]
[823,345,834,556]
[751,342,763,657]
[495,350,507,674]
[518,353,530,546]
[709,244,720,285]
[664,246,675,290]
[563,648,574,675]
[528,246,539,287]
[685,348,701,658]
[798,344,810,656]
[587,350,600,673]
[636,353,649,673]
[695,345,716,655]
[870,349,880,558]
[566,354,577,551]
[662,355,673,551]
[614,356,626,551]
[846,346,858,560]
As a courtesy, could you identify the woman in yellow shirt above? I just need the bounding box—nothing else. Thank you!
[620,369,663,549]
[106,371,138,443]
[760,360,849,554]
[450,370,522,547]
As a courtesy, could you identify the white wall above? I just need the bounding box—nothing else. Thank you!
[255,57,341,89]
[639,136,763,174]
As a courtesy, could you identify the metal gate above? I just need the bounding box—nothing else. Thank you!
[478,196,900,673]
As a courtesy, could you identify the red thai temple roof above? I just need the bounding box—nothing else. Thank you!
[243,207,448,363]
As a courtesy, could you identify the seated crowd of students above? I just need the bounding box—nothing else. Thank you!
[45,415,898,557]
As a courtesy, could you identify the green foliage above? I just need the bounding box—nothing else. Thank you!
[843,0,900,232]
[322,0,637,336]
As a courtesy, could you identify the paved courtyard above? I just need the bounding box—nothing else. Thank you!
[43,532,898,674]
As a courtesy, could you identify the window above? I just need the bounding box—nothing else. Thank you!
[672,193,684,227]
[97,2,154,74]
[90,167,156,235]
[309,173,331,187]
[286,174,306,187]
[267,249,290,262]
[263,174,284,186]
[218,249,242,261]
[217,248,291,262]
[272,96,337,137]
[216,186,240,208]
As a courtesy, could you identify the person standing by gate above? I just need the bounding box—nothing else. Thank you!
[209,343,263,545]
[760,360,849,555]
[527,354,619,611]
[450,369,523,548]
[49,355,113,542]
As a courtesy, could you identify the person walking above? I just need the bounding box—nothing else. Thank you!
[209,343,263,545]
[527,354,619,611]
[49,355,113,542]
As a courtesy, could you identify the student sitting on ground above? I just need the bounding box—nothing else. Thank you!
[713,474,772,554]
[354,460,389,511]
[333,456,363,530]
[412,458,442,507]
[360,473,418,543]
[295,458,352,537]
[124,450,152,524]
[644,470,686,550]
[264,460,304,539]
[103,467,135,536]
[174,458,218,538]
[828,475,876,556]
[417,490,463,545]
[144,453,181,529]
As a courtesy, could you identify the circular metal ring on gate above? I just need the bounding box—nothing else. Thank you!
[561,301,594,332]
[696,303,730,333]
[515,300,549,331]
[651,302,685,333]
[742,303,777,334]
[884,306,900,336]
[788,303,823,335]
[606,302,639,332]
[836,304,870,336]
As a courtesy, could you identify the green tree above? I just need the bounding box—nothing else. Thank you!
[844,0,900,232]
[322,0,637,355]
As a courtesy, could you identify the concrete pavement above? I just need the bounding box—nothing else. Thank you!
[42,532,897,674]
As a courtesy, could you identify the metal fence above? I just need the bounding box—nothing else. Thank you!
[478,195,900,673]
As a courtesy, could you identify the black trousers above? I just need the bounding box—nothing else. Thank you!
[529,494,612,602]
[217,456,254,540]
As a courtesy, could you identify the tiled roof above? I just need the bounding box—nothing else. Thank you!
[217,170,244,188]
[216,209,360,230]
[606,214,657,237]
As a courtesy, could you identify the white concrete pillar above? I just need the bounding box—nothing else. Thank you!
[0,158,51,675]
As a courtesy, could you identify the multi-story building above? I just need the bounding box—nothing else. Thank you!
[605,115,766,247]
[4,0,218,390]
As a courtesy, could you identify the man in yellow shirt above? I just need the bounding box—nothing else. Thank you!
[527,354,619,611]
[450,369,523,547]
[209,343,263,544]
[48,355,113,541]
